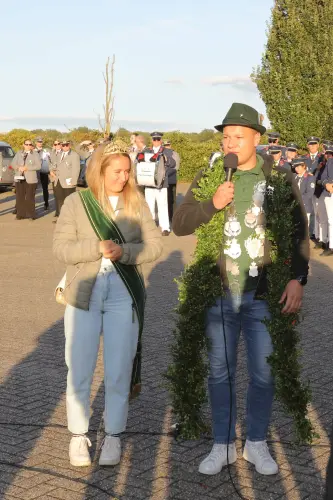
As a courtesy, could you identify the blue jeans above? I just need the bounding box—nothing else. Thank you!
[64,267,139,435]
[206,290,274,444]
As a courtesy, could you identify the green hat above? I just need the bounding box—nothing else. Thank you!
[215,102,266,135]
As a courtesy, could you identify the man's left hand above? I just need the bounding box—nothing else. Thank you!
[279,280,303,314]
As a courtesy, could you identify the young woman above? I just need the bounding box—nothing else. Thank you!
[53,139,162,467]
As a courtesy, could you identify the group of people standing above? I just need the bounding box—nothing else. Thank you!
[11,137,80,221]
[10,132,180,235]
[263,134,333,258]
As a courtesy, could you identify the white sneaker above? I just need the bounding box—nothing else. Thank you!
[243,440,278,475]
[69,435,92,467]
[199,443,237,475]
[99,435,121,466]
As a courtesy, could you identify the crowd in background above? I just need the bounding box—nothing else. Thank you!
[8,132,181,236]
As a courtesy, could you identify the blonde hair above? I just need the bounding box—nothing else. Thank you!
[85,142,142,220]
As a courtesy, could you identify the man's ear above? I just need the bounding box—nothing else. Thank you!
[254,132,261,147]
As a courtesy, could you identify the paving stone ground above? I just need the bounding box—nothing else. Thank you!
[0,184,332,500]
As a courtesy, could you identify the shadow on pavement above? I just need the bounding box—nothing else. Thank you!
[0,238,333,499]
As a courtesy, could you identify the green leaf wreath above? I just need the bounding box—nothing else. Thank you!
[165,158,316,444]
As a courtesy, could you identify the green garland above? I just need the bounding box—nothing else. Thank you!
[166,158,316,444]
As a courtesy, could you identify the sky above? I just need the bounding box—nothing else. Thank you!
[0,0,274,133]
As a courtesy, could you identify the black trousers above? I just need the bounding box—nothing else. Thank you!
[53,182,75,216]
[167,184,177,224]
[325,426,333,499]
[15,181,37,219]
[40,172,49,208]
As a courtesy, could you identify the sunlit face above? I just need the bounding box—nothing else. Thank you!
[130,134,136,145]
[295,164,306,175]
[222,126,260,167]
[272,152,282,161]
[308,143,319,154]
[287,150,297,160]
[104,156,131,195]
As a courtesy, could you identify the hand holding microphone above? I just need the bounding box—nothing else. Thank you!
[212,153,238,210]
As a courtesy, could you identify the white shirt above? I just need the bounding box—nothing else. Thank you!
[100,196,119,270]
[153,146,160,154]
[297,173,305,189]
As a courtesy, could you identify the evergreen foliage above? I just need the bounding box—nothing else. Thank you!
[252,0,333,148]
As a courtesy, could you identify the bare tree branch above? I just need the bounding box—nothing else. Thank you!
[95,55,116,137]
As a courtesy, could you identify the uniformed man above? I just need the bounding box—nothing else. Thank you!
[163,139,180,224]
[285,142,299,166]
[305,136,324,174]
[267,132,287,158]
[291,156,315,227]
[49,140,80,221]
[267,132,280,145]
[319,147,333,256]
[268,145,286,167]
[322,140,330,155]
[144,132,176,236]
[35,137,51,210]
[312,148,329,253]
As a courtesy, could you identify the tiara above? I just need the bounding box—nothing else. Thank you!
[102,138,130,156]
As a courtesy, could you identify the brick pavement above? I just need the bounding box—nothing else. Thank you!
[0,185,332,500]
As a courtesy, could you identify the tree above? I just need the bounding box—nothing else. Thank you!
[98,55,116,137]
[252,0,333,148]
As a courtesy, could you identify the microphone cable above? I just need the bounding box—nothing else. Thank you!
[219,244,248,500]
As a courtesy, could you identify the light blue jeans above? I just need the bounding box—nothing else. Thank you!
[64,267,139,435]
[206,290,274,444]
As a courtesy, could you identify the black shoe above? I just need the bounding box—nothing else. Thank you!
[314,241,324,249]
[310,234,317,242]
[29,217,36,221]
[44,205,49,211]
[320,248,333,257]
[162,230,170,236]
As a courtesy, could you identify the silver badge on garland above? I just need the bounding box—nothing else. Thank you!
[249,261,259,277]
[245,236,264,260]
[244,210,258,229]
[224,238,242,259]
[224,215,241,237]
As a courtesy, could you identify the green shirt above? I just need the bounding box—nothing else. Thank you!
[224,155,266,295]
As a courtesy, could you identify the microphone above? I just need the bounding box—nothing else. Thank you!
[224,153,238,182]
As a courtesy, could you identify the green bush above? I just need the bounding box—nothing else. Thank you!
[164,132,221,182]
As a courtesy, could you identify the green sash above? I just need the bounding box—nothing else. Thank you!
[79,188,146,399]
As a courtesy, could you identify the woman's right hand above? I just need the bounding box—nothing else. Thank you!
[99,240,123,261]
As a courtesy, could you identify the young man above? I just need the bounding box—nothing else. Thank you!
[35,137,51,210]
[172,103,309,476]
[305,136,324,174]
[291,156,315,227]
[269,145,286,167]
[285,142,299,166]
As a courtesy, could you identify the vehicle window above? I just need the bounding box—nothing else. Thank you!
[0,146,15,158]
